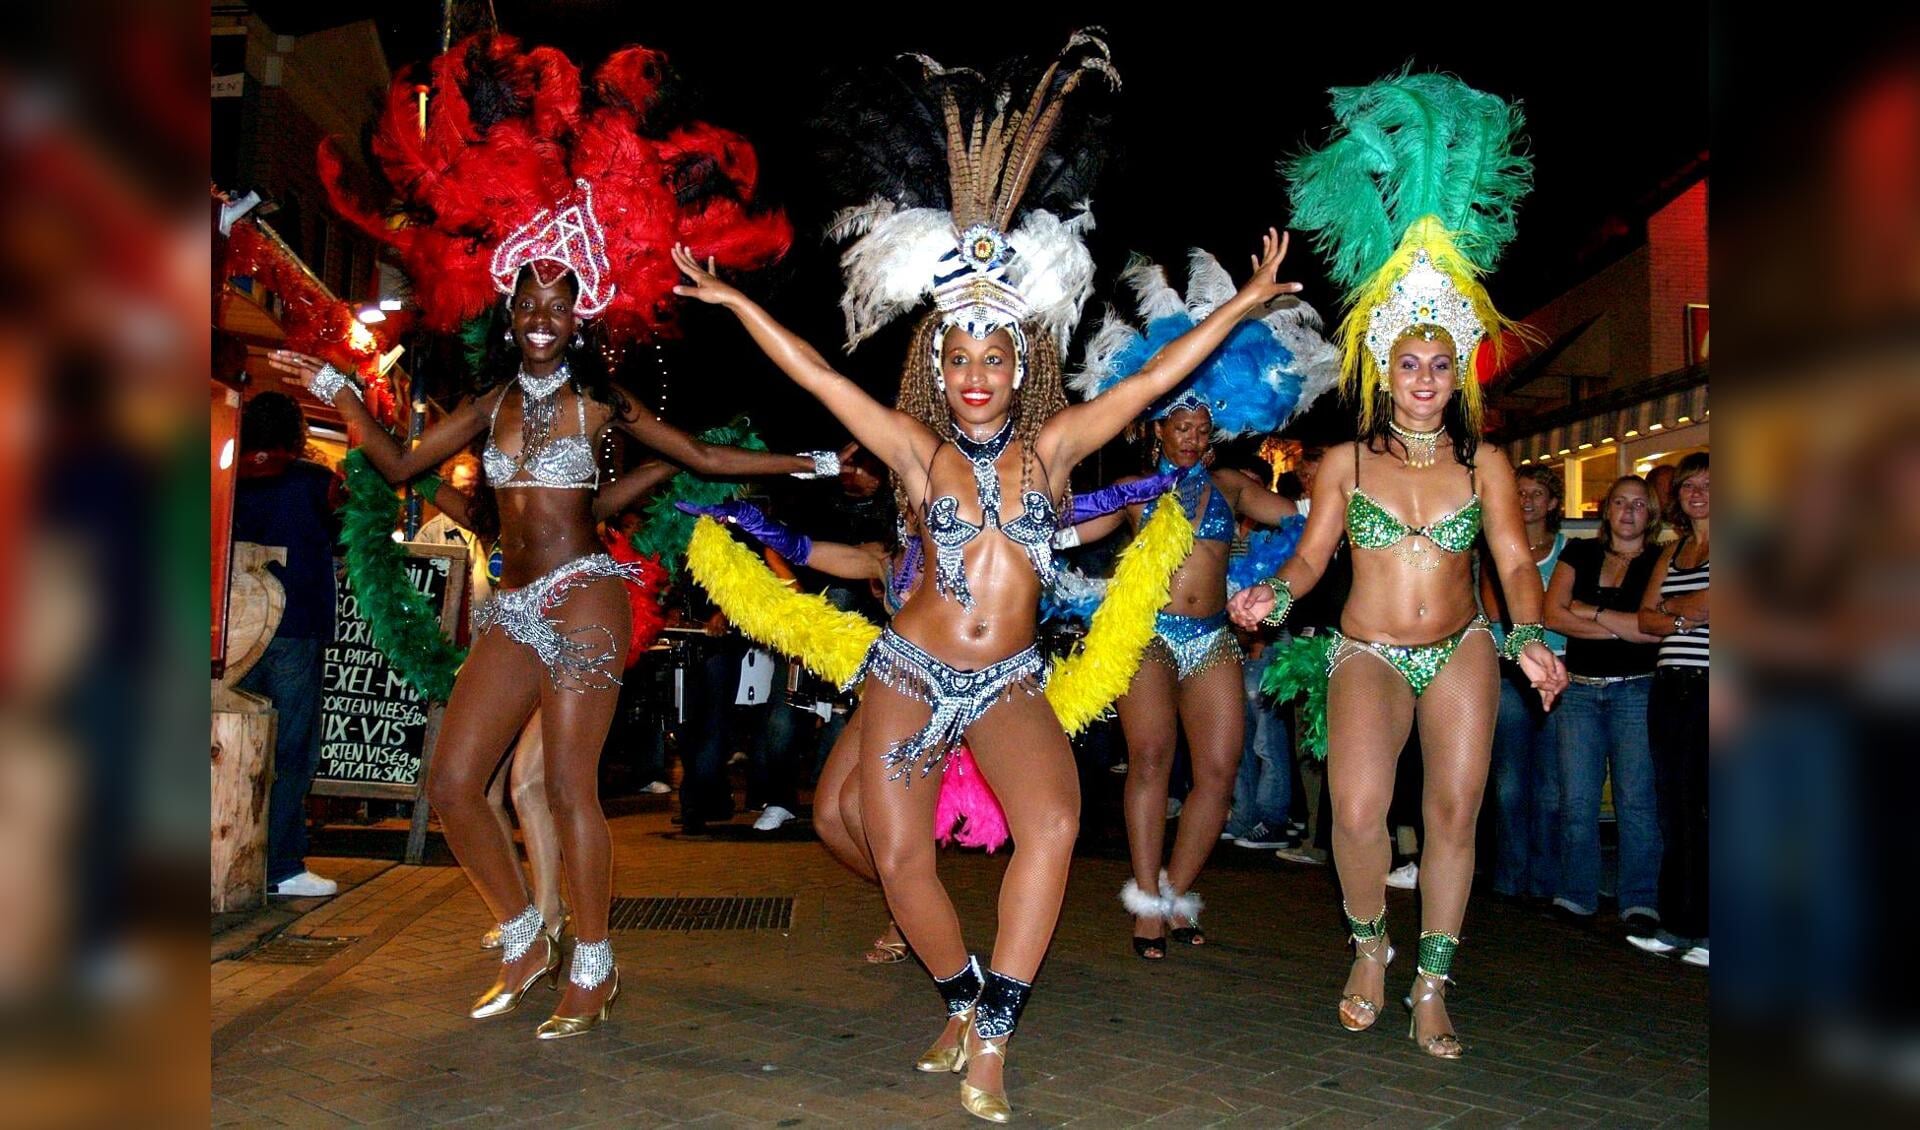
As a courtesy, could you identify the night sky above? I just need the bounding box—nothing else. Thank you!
[270,4,1709,454]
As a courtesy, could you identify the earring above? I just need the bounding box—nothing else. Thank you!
[572,330,585,350]
[502,326,514,344]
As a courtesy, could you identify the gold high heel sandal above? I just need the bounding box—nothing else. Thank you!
[1406,971,1464,1059]
[469,920,560,1019]
[536,967,620,1040]
[957,1028,1012,1124]
[1339,933,1395,1032]
[916,1008,973,1073]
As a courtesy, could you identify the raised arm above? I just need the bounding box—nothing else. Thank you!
[1040,229,1303,470]
[671,244,936,485]
[268,350,488,484]
[1227,442,1354,629]
[1215,467,1298,527]
[1478,448,1570,706]
[672,499,888,583]
[591,460,678,521]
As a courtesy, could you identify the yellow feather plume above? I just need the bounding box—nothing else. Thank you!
[1338,216,1526,436]
[1044,493,1195,735]
[686,497,1191,739]
[685,518,880,688]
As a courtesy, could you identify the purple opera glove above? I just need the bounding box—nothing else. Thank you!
[674,500,814,565]
[1067,470,1180,524]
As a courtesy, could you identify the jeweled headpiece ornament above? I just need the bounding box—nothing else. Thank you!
[1070,250,1341,439]
[319,33,791,344]
[820,29,1119,379]
[489,179,616,317]
[1283,69,1534,433]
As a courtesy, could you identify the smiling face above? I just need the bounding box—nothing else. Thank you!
[939,325,1019,433]
[1388,332,1457,428]
[1675,467,1710,523]
[508,266,580,373]
[1154,407,1213,469]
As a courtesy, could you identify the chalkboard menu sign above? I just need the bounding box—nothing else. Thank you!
[312,542,466,862]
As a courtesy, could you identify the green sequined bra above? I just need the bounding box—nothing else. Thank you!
[1345,488,1482,554]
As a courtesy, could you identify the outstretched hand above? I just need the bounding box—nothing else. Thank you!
[1236,228,1303,310]
[265,349,330,394]
[671,243,744,307]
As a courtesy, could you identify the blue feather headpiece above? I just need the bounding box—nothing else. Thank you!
[1069,250,1341,439]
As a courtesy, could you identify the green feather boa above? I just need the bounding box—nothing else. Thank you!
[629,418,767,574]
[1259,633,1333,761]
[338,449,466,701]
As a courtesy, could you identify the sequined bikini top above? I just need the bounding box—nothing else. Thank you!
[922,419,1059,610]
[1143,461,1235,543]
[1346,488,1481,553]
[482,371,600,491]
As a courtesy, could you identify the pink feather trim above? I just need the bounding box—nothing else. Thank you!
[935,746,1009,852]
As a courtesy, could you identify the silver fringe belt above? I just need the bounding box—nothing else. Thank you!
[471,552,643,692]
[852,628,1047,783]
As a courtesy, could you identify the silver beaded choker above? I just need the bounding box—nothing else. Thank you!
[517,362,570,401]
[1388,420,1443,469]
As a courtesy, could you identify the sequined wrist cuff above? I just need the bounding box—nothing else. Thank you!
[792,450,840,479]
[310,363,358,406]
[1501,623,1546,662]
[1259,578,1294,627]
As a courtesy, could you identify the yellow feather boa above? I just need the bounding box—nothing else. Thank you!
[685,518,879,688]
[1043,495,1193,734]
[684,497,1194,735]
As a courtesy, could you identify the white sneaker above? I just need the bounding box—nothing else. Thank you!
[1275,845,1327,865]
[271,871,338,898]
[1165,797,1184,820]
[642,780,672,794]
[1384,862,1419,890]
[728,751,748,766]
[1681,944,1710,968]
[1627,933,1684,956]
[1109,760,1129,774]
[752,805,795,831]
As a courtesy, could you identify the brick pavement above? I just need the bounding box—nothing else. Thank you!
[211,812,1709,1127]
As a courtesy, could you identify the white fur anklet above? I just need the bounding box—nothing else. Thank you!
[1119,878,1170,918]
[1159,870,1204,923]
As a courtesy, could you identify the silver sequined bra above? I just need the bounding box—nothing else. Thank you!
[923,420,1059,610]
[482,384,600,490]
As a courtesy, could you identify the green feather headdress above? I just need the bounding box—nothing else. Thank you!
[1284,70,1533,433]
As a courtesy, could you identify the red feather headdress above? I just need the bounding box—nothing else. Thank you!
[320,33,791,343]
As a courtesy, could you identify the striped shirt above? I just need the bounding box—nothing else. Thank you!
[1657,549,1709,669]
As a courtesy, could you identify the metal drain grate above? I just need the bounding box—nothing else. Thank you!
[247,935,359,964]
[608,896,793,932]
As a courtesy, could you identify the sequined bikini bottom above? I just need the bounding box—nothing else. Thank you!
[1144,610,1243,682]
[1326,615,1493,698]
[853,628,1048,784]
[472,553,643,692]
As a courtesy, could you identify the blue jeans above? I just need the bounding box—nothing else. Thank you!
[1491,668,1560,898]
[237,636,325,884]
[1553,677,1661,917]
[1228,649,1292,837]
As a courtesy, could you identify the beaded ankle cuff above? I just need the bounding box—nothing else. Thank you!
[570,938,614,989]
[1417,931,1460,980]
[972,969,1033,1041]
[934,955,984,1017]
[498,904,544,964]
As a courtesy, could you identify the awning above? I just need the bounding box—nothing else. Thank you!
[1502,368,1709,463]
